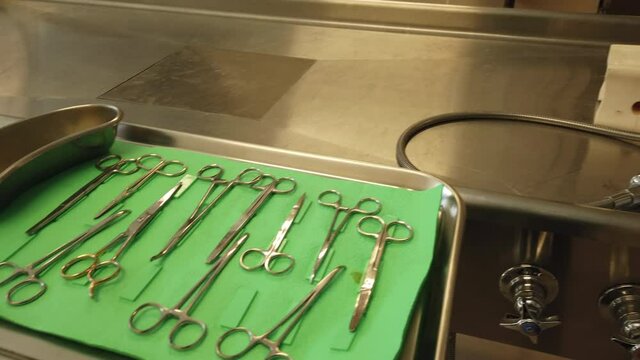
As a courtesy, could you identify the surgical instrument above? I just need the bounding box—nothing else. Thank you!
[61,180,184,298]
[0,211,129,306]
[309,190,381,283]
[206,175,296,264]
[27,154,138,235]
[239,194,305,275]
[150,167,262,261]
[350,215,413,332]
[129,233,248,350]
[215,266,344,359]
[94,154,187,219]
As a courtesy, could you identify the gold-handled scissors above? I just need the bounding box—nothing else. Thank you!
[129,234,248,350]
[0,211,129,305]
[94,154,187,219]
[349,215,413,332]
[205,175,296,264]
[309,190,381,283]
[27,154,138,235]
[150,166,263,261]
[216,266,344,359]
[239,194,305,275]
[61,180,183,298]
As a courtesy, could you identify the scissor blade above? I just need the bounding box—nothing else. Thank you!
[349,289,372,332]
[94,192,128,219]
[271,194,306,250]
[27,172,111,235]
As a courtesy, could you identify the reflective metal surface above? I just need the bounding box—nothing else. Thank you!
[0,124,465,360]
[0,104,121,208]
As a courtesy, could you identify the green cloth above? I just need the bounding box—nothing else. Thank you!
[0,140,441,359]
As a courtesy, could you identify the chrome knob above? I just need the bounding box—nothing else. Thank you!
[599,284,640,359]
[499,264,560,344]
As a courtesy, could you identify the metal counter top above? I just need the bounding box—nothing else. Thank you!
[1,0,640,206]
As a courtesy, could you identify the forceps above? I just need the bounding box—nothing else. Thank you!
[61,180,183,298]
[150,166,262,261]
[206,175,296,264]
[27,154,139,235]
[309,190,381,283]
[239,194,305,275]
[349,215,413,332]
[129,234,248,350]
[0,211,129,306]
[94,154,187,219]
[216,266,344,359]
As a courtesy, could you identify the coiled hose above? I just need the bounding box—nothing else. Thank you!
[395,112,640,208]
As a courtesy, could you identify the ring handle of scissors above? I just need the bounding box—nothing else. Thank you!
[239,248,268,271]
[356,215,385,238]
[264,253,295,275]
[271,177,296,194]
[317,189,343,208]
[95,154,122,170]
[156,160,188,177]
[86,260,122,293]
[215,327,260,359]
[197,164,224,181]
[135,154,164,170]
[169,317,208,350]
[385,220,414,242]
[351,197,382,215]
[60,254,99,279]
[129,302,172,334]
[6,278,47,306]
[234,168,264,185]
[0,261,23,286]
[251,174,276,191]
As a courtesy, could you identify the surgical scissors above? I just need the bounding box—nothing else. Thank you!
[215,266,344,359]
[349,215,413,332]
[205,175,296,264]
[308,190,381,283]
[150,166,262,261]
[239,194,305,275]
[94,154,187,219]
[61,180,183,298]
[129,233,248,350]
[27,154,139,235]
[0,211,129,306]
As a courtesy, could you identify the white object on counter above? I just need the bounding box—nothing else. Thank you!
[594,44,640,132]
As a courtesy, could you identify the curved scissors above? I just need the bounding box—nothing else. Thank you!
[129,234,248,350]
[308,190,381,283]
[150,166,263,261]
[349,215,413,332]
[0,211,129,306]
[216,266,343,359]
[61,180,183,298]
[27,154,139,235]
[239,194,305,275]
[94,153,187,219]
[206,175,297,263]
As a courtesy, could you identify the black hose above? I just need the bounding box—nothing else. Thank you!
[395,112,640,208]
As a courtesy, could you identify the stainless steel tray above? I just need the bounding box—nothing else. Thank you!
[0,123,465,360]
[0,104,121,209]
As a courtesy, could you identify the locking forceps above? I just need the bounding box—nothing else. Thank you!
[349,215,413,332]
[205,175,296,264]
[94,154,187,219]
[239,194,305,275]
[27,154,138,235]
[0,211,129,305]
[150,166,262,261]
[61,180,183,298]
[216,266,344,359]
[309,190,381,283]
[129,233,248,350]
